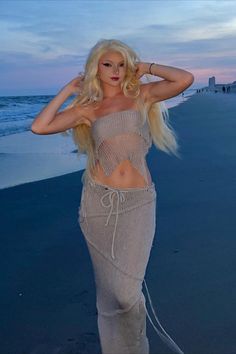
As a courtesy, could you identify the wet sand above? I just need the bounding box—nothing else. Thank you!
[1,92,236,354]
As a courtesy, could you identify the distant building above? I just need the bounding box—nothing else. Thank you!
[208,76,215,88]
[199,77,236,93]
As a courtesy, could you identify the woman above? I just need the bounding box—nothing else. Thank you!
[31,39,194,354]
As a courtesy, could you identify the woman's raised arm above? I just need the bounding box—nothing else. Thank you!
[31,75,88,135]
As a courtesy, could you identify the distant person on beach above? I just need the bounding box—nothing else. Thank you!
[31,38,194,354]
[222,86,226,93]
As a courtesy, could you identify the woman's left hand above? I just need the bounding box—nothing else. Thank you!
[134,62,149,79]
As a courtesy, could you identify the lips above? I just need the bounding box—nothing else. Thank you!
[111,77,119,80]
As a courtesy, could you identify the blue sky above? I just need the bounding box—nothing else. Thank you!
[0,0,236,96]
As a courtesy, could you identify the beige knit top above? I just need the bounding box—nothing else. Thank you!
[90,109,153,185]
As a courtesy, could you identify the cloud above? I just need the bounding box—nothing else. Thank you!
[0,51,86,69]
[0,0,236,93]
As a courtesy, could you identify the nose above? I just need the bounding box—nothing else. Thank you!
[112,65,119,74]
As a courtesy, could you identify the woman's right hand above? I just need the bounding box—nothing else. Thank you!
[64,72,85,96]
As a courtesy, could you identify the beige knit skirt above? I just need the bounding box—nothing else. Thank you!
[78,169,185,354]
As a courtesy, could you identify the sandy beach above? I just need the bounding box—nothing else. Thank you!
[1,92,236,354]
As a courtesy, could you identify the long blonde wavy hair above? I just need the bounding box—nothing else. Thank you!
[61,38,181,177]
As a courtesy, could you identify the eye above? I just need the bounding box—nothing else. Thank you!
[103,63,125,67]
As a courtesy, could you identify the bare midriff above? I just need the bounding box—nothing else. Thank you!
[90,159,152,189]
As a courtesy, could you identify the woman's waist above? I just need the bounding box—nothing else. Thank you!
[80,170,156,218]
[90,159,152,189]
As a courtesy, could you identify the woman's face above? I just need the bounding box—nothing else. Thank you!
[97,50,127,87]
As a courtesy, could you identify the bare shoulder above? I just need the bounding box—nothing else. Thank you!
[78,102,109,125]
[61,102,97,129]
[71,103,94,127]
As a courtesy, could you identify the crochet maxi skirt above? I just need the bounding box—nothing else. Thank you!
[78,169,184,354]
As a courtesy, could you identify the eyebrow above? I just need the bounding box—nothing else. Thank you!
[102,59,125,63]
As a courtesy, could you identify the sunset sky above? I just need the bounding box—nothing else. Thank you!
[0,0,236,96]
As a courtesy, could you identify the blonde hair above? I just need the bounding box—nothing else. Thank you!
[61,38,181,176]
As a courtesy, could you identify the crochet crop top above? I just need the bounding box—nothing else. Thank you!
[89,109,153,185]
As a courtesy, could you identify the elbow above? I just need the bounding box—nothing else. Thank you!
[31,113,49,134]
[185,72,194,85]
[181,72,194,89]
[31,124,40,134]
[31,123,44,135]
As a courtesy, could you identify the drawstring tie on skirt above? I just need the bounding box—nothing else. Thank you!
[100,188,127,260]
